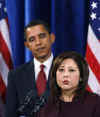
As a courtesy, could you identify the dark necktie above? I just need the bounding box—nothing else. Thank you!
[36,64,47,96]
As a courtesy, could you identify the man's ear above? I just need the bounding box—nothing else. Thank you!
[50,33,55,44]
[24,41,29,48]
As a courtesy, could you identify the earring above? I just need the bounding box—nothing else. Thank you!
[79,78,82,82]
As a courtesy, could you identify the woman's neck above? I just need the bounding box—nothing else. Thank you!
[60,90,76,102]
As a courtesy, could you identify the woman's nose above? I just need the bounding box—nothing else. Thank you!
[63,71,69,77]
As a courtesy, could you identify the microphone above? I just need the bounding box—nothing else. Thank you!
[16,90,47,117]
[31,94,47,113]
[16,89,37,117]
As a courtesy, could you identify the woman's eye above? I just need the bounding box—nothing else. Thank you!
[69,69,76,72]
[58,68,64,72]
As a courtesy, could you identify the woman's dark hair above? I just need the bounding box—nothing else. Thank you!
[50,51,89,103]
[24,19,50,41]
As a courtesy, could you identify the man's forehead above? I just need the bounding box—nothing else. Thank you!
[26,24,45,31]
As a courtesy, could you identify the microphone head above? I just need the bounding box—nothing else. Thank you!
[32,94,47,113]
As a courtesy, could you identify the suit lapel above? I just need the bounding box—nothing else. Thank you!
[44,58,54,99]
[24,61,38,97]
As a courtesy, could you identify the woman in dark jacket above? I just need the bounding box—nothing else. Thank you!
[37,51,100,117]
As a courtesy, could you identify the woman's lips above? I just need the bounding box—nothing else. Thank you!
[63,80,69,85]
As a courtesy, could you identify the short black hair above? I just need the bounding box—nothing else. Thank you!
[24,20,50,41]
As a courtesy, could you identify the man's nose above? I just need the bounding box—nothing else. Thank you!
[35,38,41,45]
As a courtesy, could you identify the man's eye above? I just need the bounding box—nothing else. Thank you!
[39,33,46,38]
[28,37,35,42]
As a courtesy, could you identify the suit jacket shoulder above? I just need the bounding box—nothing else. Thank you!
[7,60,37,102]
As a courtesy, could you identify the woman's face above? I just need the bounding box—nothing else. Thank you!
[56,58,80,92]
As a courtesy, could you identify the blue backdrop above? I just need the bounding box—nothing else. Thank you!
[6,0,89,68]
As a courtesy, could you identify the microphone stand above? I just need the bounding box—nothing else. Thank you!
[16,90,47,117]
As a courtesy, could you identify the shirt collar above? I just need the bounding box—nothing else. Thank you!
[34,53,53,69]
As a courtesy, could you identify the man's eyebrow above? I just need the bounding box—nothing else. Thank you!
[28,36,35,39]
[38,32,46,35]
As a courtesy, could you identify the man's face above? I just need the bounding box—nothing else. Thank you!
[25,24,55,62]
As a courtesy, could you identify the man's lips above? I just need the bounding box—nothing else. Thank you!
[36,47,45,51]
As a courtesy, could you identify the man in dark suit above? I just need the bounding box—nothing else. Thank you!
[0,96,5,117]
[6,20,55,117]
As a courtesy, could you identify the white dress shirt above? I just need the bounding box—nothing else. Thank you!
[34,53,53,80]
